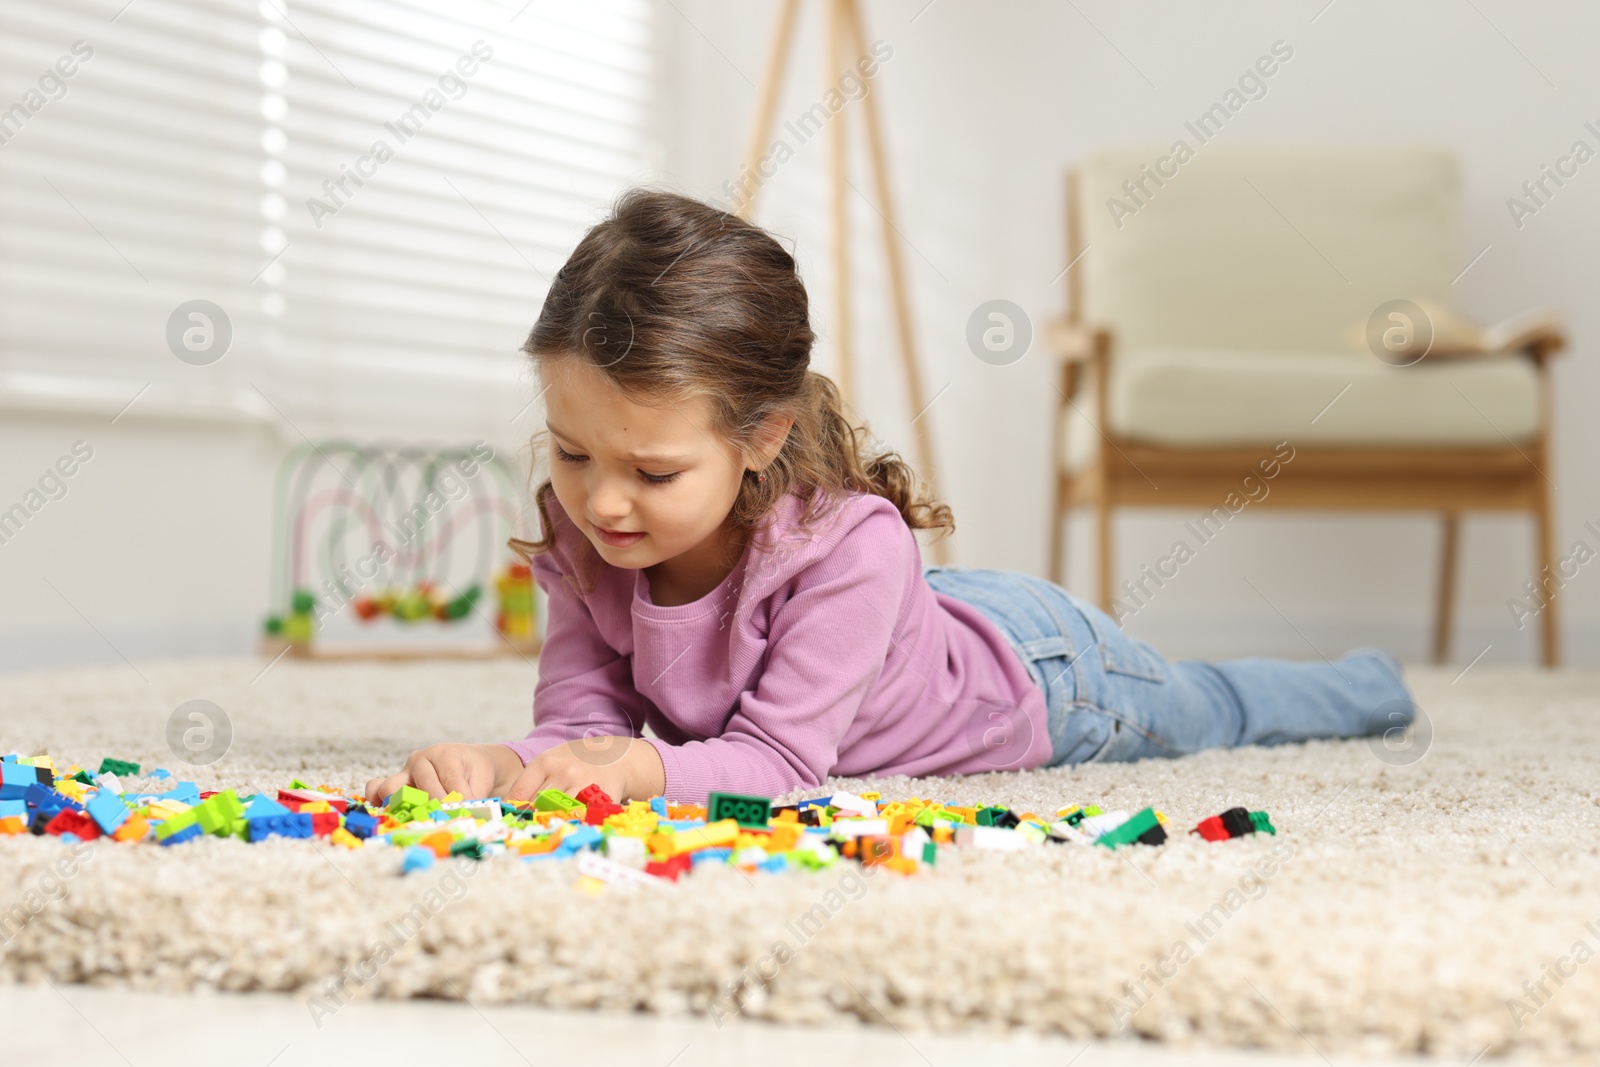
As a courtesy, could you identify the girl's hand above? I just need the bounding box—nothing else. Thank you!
[364,742,523,806]
[502,736,665,804]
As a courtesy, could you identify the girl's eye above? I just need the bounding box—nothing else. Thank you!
[556,443,677,484]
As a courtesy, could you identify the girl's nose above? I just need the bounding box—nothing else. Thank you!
[588,473,631,521]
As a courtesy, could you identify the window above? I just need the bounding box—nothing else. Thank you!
[0,0,655,431]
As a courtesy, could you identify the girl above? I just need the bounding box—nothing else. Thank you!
[366,189,1411,807]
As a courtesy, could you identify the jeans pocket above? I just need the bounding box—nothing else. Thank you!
[1051,702,1157,765]
[1073,597,1168,684]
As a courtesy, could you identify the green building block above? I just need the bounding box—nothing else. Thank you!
[383,784,441,824]
[154,808,199,841]
[534,788,583,813]
[791,847,837,870]
[1094,807,1167,849]
[98,758,141,778]
[194,790,245,838]
[707,792,771,829]
[450,839,488,861]
[1249,811,1276,836]
[975,805,1010,827]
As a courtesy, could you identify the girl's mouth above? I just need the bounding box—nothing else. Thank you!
[594,525,645,548]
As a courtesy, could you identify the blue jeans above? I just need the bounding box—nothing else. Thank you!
[924,566,1414,766]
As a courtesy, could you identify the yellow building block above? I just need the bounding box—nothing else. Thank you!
[146,799,192,821]
[330,827,363,850]
[603,810,660,836]
[663,818,738,856]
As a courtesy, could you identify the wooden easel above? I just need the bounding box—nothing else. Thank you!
[732,0,948,563]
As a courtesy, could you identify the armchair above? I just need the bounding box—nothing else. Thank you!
[1049,145,1563,664]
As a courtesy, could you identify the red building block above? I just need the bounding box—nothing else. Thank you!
[575,784,614,808]
[582,801,623,826]
[644,853,692,881]
[44,809,102,840]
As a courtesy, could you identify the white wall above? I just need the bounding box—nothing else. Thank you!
[2,0,1595,671]
[655,0,1599,665]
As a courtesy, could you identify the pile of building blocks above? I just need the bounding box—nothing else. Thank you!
[0,753,1275,889]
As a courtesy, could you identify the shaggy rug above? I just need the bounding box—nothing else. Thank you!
[2,656,1598,1061]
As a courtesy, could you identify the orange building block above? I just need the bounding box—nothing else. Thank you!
[112,813,149,843]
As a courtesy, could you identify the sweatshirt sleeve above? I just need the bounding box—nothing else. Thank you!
[501,520,644,766]
[644,508,913,803]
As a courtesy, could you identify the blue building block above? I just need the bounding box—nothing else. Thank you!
[158,823,203,847]
[147,768,172,779]
[555,825,602,854]
[247,813,314,842]
[649,796,668,817]
[1,763,45,799]
[0,799,26,821]
[344,810,379,839]
[84,788,129,834]
[128,781,200,805]
[243,795,290,820]
[689,847,733,866]
[23,783,78,817]
[758,854,789,873]
[401,846,435,873]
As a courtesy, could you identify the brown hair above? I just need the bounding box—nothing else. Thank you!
[508,187,951,564]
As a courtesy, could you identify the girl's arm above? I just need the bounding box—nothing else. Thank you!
[502,550,647,767]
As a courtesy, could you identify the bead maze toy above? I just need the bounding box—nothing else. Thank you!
[260,440,542,660]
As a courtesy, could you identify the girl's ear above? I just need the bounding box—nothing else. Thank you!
[749,413,794,469]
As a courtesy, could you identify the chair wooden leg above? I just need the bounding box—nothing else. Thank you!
[1535,488,1561,667]
[1095,475,1113,612]
[1050,475,1067,586]
[1432,513,1458,664]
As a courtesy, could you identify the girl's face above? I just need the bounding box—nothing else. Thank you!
[541,359,749,575]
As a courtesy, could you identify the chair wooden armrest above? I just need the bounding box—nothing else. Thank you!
[1047,319,1110,364]
[1518,329,1566,368]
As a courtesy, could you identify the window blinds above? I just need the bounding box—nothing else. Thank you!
[0,0,654,429]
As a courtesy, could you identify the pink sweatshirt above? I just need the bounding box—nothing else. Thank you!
[502,489,1052,802]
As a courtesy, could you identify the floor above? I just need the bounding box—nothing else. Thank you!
[0,983,1557,1066]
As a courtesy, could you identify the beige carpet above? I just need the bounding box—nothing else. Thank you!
[2,656,1598,1061]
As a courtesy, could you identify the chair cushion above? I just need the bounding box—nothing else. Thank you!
[1077,146,1460,353]
[1061,346,1542,466]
